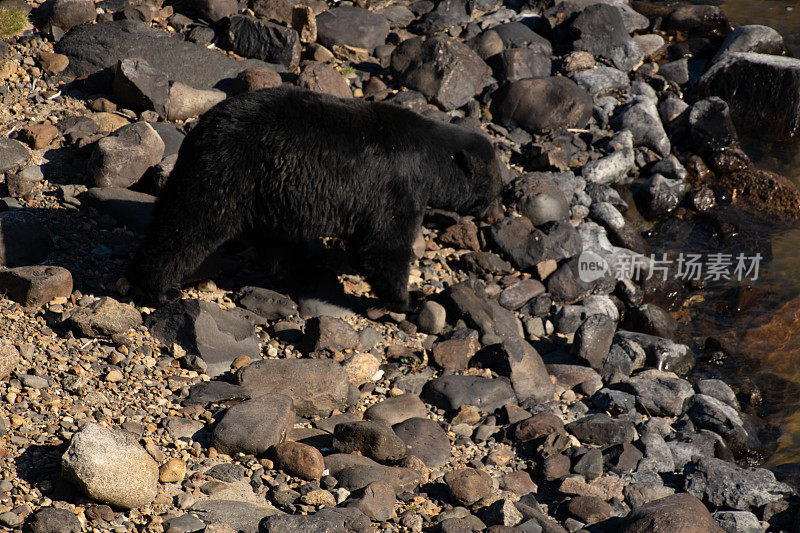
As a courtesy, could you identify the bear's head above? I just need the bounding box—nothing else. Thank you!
[454,137,505,217]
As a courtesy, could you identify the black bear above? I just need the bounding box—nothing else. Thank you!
[127,86,503,310]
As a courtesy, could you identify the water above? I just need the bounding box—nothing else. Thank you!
[721,1,800,55]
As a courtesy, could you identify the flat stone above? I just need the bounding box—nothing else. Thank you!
[0,266,72,307]
[422,374,516,413]
[66,297,142,337]
[316,6,389,53]
[333,421,407,462]
[211,394,294,455]
[392,417,450,468]
[364,394,427,426]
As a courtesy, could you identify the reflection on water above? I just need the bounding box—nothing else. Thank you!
[721,1,800,55]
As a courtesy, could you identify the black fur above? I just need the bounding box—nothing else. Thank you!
[127,86,503,310]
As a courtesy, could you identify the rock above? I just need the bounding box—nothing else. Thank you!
[686,394,752,448]
[7,165,43,198]
[88,122,165,188]
[444,468,492,506]
[689,97,739,153]
[273,441,325,480]
[431,337,480,371]
[445,280,524,343]
[570,4,643,72]
[145,299,260,378]
[233,66,283,94]
[35,0,95,32]
[408,0,469,34]
[422,374,516,412]
[297,61,351,98]
[712,25,785,63]
[192,500,279,533]
[567,495,613,524]
[640,174,689,219]
[573,314,615,371]
[685,457,794,510]
[18,124,59,150]
[326,454,421,494]
[237,359,349,417]
[165,82,227,121]
[614,331,695,375]
[302,316,359,353]
[582,147,635,185]
[509,172,571,226]
[633,34,666,61]
[83,187,155,233]
[333,421,407,462]
[440,220,480,251]
[259,507,371,532]
[417,300,446,335]
[0,266,72,307]
[492,48,551,82]
[0,211,52,268]
[392,417,450,468]
[113,58,169,117]
[621,370,693,417]
[55,21,279,92]
[61,423,158,509]
[251,0,292,24]
[566,413,635,446]
[391,35,490,111]
[235,286,297,321]
[316,6,389,53]
[697,52,800,142]
[612,96,670,157]
[364,394,427,426]
[489,217,582,270]
[571,65,630,96]
[0,341,19,380]
[343,352,380,384]
[221,15,301,69]
[501,471,537,496]
[66,297,142,337]
[188,0,237,23]
[712,511,762,533]
[499,279,545,310]
[159,458,187,483]
[695,379,738,409]
[480,498,524,527]
[491,22,552,54]
[635,432,674,473]
[490,77,592,133]
[663,4,732,37]
[348,481,396,522]
[211,394,294,455]
[492,337,555,405]
[620,493,725,533]
[26,508,82,533]
[659,59,689,85]
[0,139,29,173]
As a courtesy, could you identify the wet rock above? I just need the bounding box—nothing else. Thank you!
[297,61,351,98]
[689,97,740,153]
[235,286,297,321]
[0,266,72,307]
[697,52,800,142]
[88,122,165,188]
[0,211,53,267]
[567,413,636,446]
[237,359,349,418]
[35,0,95,32]
[333,421,407,462]
[221,15,301,69]
[146,299,260,377]
[685,394,752,448]
[391,35,489,111]
[26,508,82,533]
[623,304,677,339]
[393,417,450,468]
[640,173,689,219]
[55,21,278,91]
[684,457,794,510]
[712,25,785,63]
[317,6,389,53]
[620,493,725,533]
[273,441,325,480]
[422,374,516,412]
[614,331,695,375]
[62,423,158,509]
[444,468,492,506]
[66,297,142,337]
[696,379,738,409]
[570,4,643,72]
[490,77,592,133]
[348,481,396,522]
[417,300,446,335]
[0,139,29,173]
[622,370,693,417]
[260,506,371,532]
[612,96,670,157]
[364,394,427,426]
[233,66,283,93]
[211,394,294,455]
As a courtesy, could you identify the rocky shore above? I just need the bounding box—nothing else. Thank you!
[1,0,800,531]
